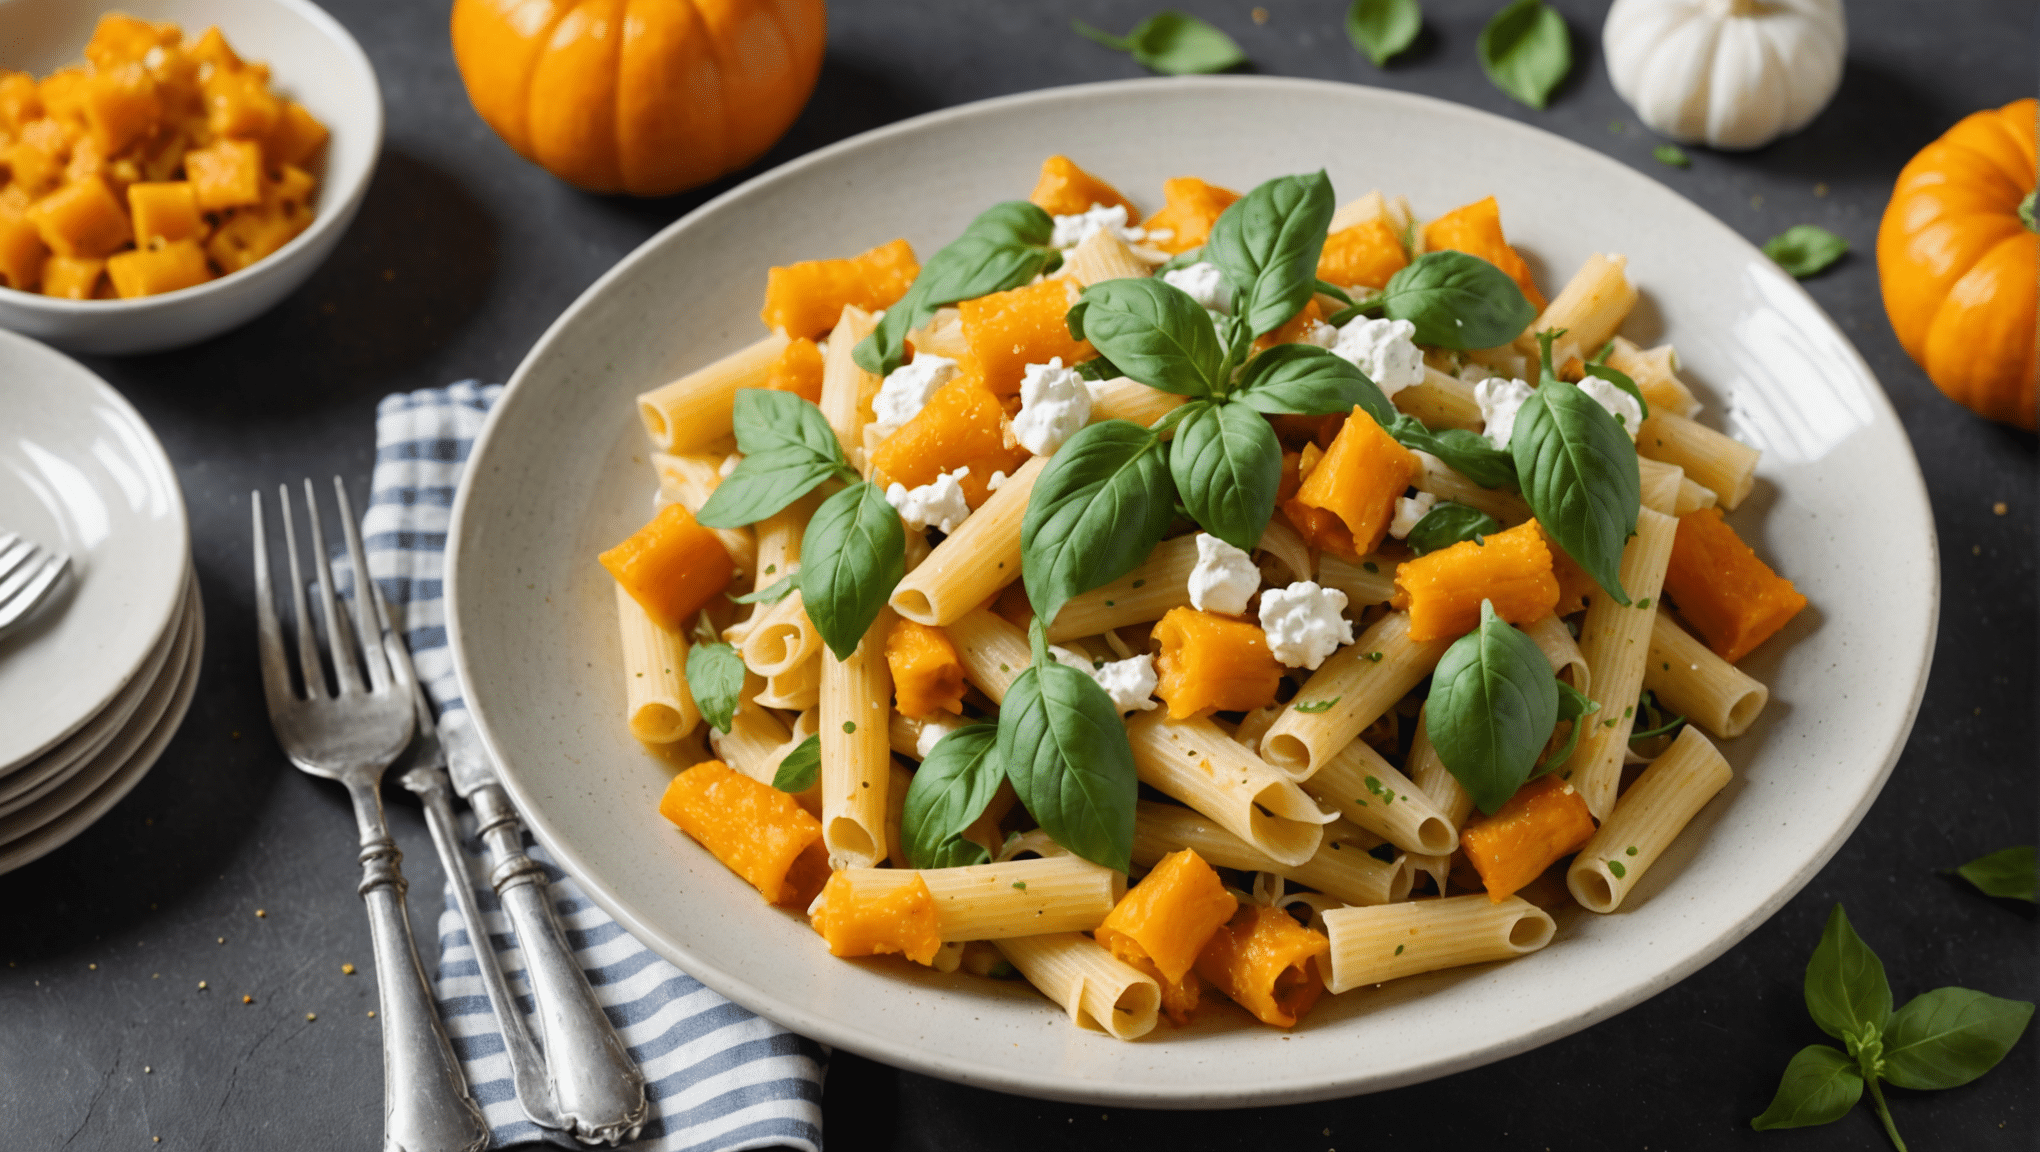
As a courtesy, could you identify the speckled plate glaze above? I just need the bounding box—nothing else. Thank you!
[448,78,1937,1107]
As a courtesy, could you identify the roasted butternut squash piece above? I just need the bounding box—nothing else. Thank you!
[1028,154,1139,223]
[0,72,40,133]
[106,238,208,297]
[760,237,920,340]
[1542,527,1600,615]
[1096,848,1238,1024]
[1317,215,1408,290]
[808,869,943,965]
[262,100,329,167]
[26,176,131,258]
[658,760,829,907]
[38,254,103,299]
[1252,298,1324,354]
[1460,773,1596,903]
[1143,176,1240,255]
[765,335,826,403]
[1151,607,1284,718]
[202,64,280,141]
[869,377,1028,508]
[598,501,735,631]
[0,206,47,290]
[4,131,66,197]
[184,138,262,210]
[1290,405,1420,559]
[84,14,180,69]
[885,618,966,719]
[1395,519,1560,642]
[958,276,1093,396]
[206,199,311,273]
[127,181,202,245]
[1663,507,1807,663]
[79,62,159,157]
[1423,196,1547,312]
[1194,904,1331,1028]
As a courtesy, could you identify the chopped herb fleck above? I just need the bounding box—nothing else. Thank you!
[1607,859,1627,879]
[1295,697,1339,713]
[1637,597,1653,609]
[1603,717,1619,727]
[1366,651,1384,662]
[765,564,776,575]
[1624,705,1634,718]
[999,663,1010,672]
[1625,846,1638,856]
[1394,944,1405,955]
[1365,775,1384,794]
[1132,579,1146,588]
[1012,881,1027,891]
[842,721,857,734]
[1106,600,1115,607]
[1363,561,1379,573]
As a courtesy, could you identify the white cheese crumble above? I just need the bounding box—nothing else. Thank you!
[1458,360,1499,386]
[914,713,966,759]
[1300,319,1339,349]
[1578,374,1645,439]
[1051,203,1150,250]
[885,467,972,535]
[1258,581,1353,670]
[1330,316,1427,398]
[1390,490,1437,540]
[1052,647,1159,714]
[1160,261,1231,315]
[1475,376,1537,449]
[1011,358,1091,455]
[718,453,741,478]
[986,470,1008,492]
[1187,533,1261,616]
[871,353,959,438]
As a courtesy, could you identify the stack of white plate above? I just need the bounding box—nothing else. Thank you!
[0,328,200,875]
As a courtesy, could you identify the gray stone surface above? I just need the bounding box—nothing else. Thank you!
[1,2,2032,1149]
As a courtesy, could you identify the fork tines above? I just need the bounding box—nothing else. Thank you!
[0,531,71,634]
[252,478,395,703]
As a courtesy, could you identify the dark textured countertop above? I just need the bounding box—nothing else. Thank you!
[2,2,2033,1149]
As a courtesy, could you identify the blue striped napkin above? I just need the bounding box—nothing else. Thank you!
[361,383,827,1152]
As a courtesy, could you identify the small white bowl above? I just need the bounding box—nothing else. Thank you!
[0,0,381,355]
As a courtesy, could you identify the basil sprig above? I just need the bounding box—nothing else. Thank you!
[1951,845,2035,903]
[698,389,852,528]
[1387,414,1519,490]
[1763,224,1850,279]
[685,641,746,734]
[1067,278,1228,398]
[1426,600,1558,814]
[1536,679,1599,773]
[1168,402,1283,554]
[1405,502,1500,556]
[1752,905,2034,1145]
[771,733,821,792]
[1204,170,1336,337]
[1369,250,1537,349]
[900,723,1003,869]
[1345,0,1422,67]
[1512,332,1641,603]
[1021,420,1177,624]
[853,202,1062,377]
[1233,342,1395,421]
[801,481,905,659]
[996,620,1139,872]
[1478,0,1572,111]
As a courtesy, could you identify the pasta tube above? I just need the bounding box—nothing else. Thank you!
[995,933,1161,1040]
[636,329,789,453]
[1301,738,1458,856]
[615,583,699,743]
[819,304,883,459]
[1133,801,1410,907]
[1411,450,1533,525]
[1643,611,1769,738]
[1637,412,1759,511]
[820,607,896,868]
[1564,507,1679,819]
[1568,725,1733,913]
[1125,712,1332,868]
[1260,611,1452,780]
[828,855,1123,940]
[890,455,1045,625]
[1320,895,1555,993]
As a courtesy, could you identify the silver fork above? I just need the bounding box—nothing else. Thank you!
[0,530,69,636]
[253,479,489,1152]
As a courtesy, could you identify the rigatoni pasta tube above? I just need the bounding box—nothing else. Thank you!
[710,676,789,782]
[1564,507,1679,819]
[1260,612,1453,779]
[615,583,699,742]
[833,856,1124,940]
[1394,367,1482,431]
[1637,457,1685,517]
[1411,451,1533,525]
[1124,712,1331,868]
[1637,412,1759,510]
[1050,535,1196,641]
[1320,895,1555,992]
[636,329,789,453]
[1644,611,1769,738]
[890,455,1045,625]
[738,592,821,678]
[1317,553,1398,607]
[1568,725,1733,912]
[995,933,1160,1040]
[1301,738,1458,856]
[1405,707,1473,831]
[1606,337,1701,419]
[1061,228,1152,286]
[819,305,882,459]
[1674,474,1719,516]
[946,606,1031,702]
[750,490,816,594]
[820,607,895,868]
[1529,253,1635,364]
[754,654,820,711]
[1089,378,1186,427]
[1524,612,1589,694]
[1132,801,1410,907]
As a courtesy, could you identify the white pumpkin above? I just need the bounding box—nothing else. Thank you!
[1604,0,1847,151]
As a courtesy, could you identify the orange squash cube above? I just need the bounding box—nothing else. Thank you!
[658,760,829,907]
[1253,298,1324,355]
[1290,405,1421,559]
[1028,154,1139,223]
[185,138,263,210]
[27,176,132,258]
[80,62,160,156]
[1194,904,1331,1028]
[6,124,68,196]
[765,336,826,403]
[885,618,966,719]
[202,66,280,141]
[1318,215,1409,290]
[39,254,105,299]
[0,207,48,290]
[128,181,203,245]
[868,377,1028,507]
[205,201,309,273]
[187,27,245,74]
[84,14,180,70]
[759,237,920,340]
[1096,848,1238,1023]
[35,68,92,130]
[1142,176,1240,255]
[0,72,42,134]
[1542,528,1600,615]
[597,501,735,632]
[106,238,210,298]
[808,870,942,964]
[1460,774,1597,903]
[261,101,328,167]
[958,276,1092,396]
[1423,196,1547,312]
[264,163,316,208]
[1152,607,1284,719]
[1395,519,1560,642]
[1662,507,1807,663]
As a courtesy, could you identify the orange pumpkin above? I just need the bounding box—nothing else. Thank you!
[450,0,827,197]
[1877,98,2038,429]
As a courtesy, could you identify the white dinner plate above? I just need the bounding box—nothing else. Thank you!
[447,78,1937,1106]
[0,328,189,769]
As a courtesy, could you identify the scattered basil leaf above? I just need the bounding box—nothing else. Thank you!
[1387,413,1520,490]
[1535,678,1598,772]
[683,642,746,734]
[1878,986,2036,1091]
[1581,360,1649,421]
[1653,143,1691,168]
[1075,355,1124,382]
[800,481,906,660]
[1313,279,1356,307]
[772,733,821,792]
[1021,420,1176,624]
[1232,343,1394,421]
[1072,11,1245,75]
[997,622,1139,871]
[1751,1045,1864,1131]
[901,723,1004,870]
[697,389,849,528]
[1512,335,1641,603]
[1405,502,1500,556]
[1294,697,1340,713]
[1953,845,2036,903]
[854,202,1061,376]
[1377,250,1537,350]
[1068,278,1226,398]
[1426,600,1559,814]
[1169,401,1283,552]
[1345,0,1422,67]
[1204,171,1337,337]
[1805,904,1893,1045]
[1477,0,1572,111]
[730,572,798,604]
[1763,225,1850,279]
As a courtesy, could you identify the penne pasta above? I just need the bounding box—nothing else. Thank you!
[615,583,699,743]
[1563,507,1679,819]
[1524,612,1589,694]
[1088,377,1187,427]
[1674,474,1720,516]
[1132,801,1411,907]
[1395,367,1483,431]
[737,591,821,678]
[1568,725,1732,912]
[1405,706,1474,832]
[754,653,821,711]
[1637,411,1759,510]
[1606,337,1702,419]
[1320,895,1556,992]
[1124,712,1332,868]
[1526,253,1636,366]
[636,329,789,453]
[907,306,970,360]
[1643,611,1769,738]
[1260,612,1453,780]
[1062,228,1153,285]
[820,608,896,868]
[1301,738,1458,856]
[1411,450,1533,525]
[890,455,1044,626]
[710,675,790,782]
[819,305,884,460]
[995,933,1160,1040]
[945,606,1031,702]
[652,452,757,577]
[1316,552,1399,607]
[1637,456,1685,517]
[826,855,1125,940]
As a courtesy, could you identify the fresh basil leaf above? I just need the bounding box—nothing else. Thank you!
[1233,343,1394,421]
[1953,845,2037,903]
[1155,245,1205,275]
[697,390,848,528]
[800,481,906,660]
[772,733,821,792]
[1326,292,1386,328]
[1426,600,1560,814]
[1749,1045,1864,1131]
[1075,355,1124,382]
[854,202,1060,376]
[1345,0,1422,66]
[1763,225,1850,279]
[997,624,1139,871]
[1314,279,1356,307]
[1378,250,1536,350]
[1627,707,1686,743]
[1405,502,1500,556]
[1878,986,2036,1090]
[1170,401,1282,552]
[1022,420,1176,624]
[1477,0,1572,110]
[901,723,1004,870]
[731,572,799,604]
[1653,143,1691,168]
[1511,376,1641,603]
[1205,171,1336,337]
[1580,360,1649,421]
[1072,11,1245,75]
[1068,278,1226,398]
[1387,413,1519,490]
[1805,904,1894,1045]
[684,642,747,734]
[1535,678,1599,772]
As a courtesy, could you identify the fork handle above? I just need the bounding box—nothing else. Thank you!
[350,782,491,1152]
[473,784,649,1145]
